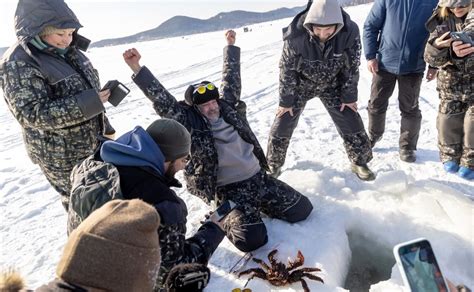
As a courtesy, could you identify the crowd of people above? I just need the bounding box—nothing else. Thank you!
[0,0,472,290]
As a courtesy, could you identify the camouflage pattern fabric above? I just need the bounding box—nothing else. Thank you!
[1,47,105,208]
[424,11,474,168]
[133,45,268,204]
[216,170,312,251]
[267,8,372,169]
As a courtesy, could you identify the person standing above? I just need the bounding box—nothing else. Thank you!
[363,0,438,162]
[424,0,473,180]
[0,0,115,210]
[266,0,375,181]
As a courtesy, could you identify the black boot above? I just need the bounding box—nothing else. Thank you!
[351,163,376,181]
[369,135,382,149]
[399,149,416,163]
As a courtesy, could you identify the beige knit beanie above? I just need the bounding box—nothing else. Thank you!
[57,199,161,292]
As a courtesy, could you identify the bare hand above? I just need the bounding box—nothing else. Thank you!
[452,41,474,57]
[367,59,379,74]
[226,30,236,46]
[276,106,293,118]
[340,102,358,112]
[425,67,438,82]
[98,89,110,103]
[433,31,453,49]
[123,48,142,74]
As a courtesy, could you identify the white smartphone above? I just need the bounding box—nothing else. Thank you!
[393,238,449,292]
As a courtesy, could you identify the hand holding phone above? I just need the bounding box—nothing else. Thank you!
[208,200,237,223]
[101,80,130,106]
[393,238,449,292]
[450,32,473,46]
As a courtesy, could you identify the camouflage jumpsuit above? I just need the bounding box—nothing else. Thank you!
[267,7,373,171]
[133,45,313,252]
[0,0,107,209]
[424,9,474,169]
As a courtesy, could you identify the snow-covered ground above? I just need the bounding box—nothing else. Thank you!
[1,3,472,291]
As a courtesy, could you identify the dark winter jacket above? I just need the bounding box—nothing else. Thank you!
[68,127,224,288]
[0,0,105,173]
[133,45,269,204]
[424,8,473,104]
[278,2,362,107]
[363,0,438,75]
[36,279,87,292]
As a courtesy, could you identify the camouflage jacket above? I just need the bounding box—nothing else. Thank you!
[424,10,474,103]
[133,45,269,204]
[278,7,361,108]
[68,152,224,288]
[0,0,106,171]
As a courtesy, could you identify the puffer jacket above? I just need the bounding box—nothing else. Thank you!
[133,45,268,204]
[278,1,362,107]
[68,128,224,288]
[424,8,474,103]
[0,0,105,170]
[363,0,438,75]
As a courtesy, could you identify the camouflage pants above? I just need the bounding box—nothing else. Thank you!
[216,170,313,252]
[267,97,373,169]
[39,163,73,210]
[437,99,474,168]
[368,70,423,150]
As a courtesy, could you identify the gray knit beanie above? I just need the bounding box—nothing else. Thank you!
[146,119,191,162]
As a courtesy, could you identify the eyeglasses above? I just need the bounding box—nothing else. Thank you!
[231,289,252,292]
[193,83,216,95]
[449,5,469,9]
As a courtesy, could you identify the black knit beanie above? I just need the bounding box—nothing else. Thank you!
[146,119,191,162]
[184,81,219,105]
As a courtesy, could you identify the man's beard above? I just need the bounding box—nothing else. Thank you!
[165,162,178,179]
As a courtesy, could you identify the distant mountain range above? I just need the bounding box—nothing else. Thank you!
[91,6,305,48]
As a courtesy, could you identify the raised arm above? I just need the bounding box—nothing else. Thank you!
[220,30,241,106]
[123,48,190,127]
[1,60,104,130]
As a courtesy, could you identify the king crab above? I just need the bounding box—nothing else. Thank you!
[238,249,324,292]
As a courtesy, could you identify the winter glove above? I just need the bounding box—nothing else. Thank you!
[164,263,210,292]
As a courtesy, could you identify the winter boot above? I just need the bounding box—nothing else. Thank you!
[268,166,282,178]
[399,149,416,163]
[457,166,474,180]
[443,161,459,173]
[351,163,376,181]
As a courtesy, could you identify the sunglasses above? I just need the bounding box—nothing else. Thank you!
[231,289,252,292]
[193,83,216,95]
[449,5,469,9]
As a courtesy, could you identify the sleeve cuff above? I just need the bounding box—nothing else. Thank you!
[132,66,155,90]
[75,89,105,119]
[224,45,240,62]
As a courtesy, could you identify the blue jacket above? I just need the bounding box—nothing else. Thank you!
[363,0,437,75]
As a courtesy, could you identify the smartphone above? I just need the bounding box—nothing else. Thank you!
[450,31,473,45]
[72,32,91,52]
[393,238,449,292]
[209,200,237,222]
[101,80,130,106]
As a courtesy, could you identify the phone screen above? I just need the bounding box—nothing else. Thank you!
[398,240,448,292]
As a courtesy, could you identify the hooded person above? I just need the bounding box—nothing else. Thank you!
[68,118,225,290]
[265,0,375,181]
[424,0,474,180]
[37,199,161,292]
[0,0,115,211]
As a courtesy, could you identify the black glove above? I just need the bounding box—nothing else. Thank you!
[165,263,210,292]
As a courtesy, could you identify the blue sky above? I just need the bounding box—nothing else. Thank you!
[1,1,305,47]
